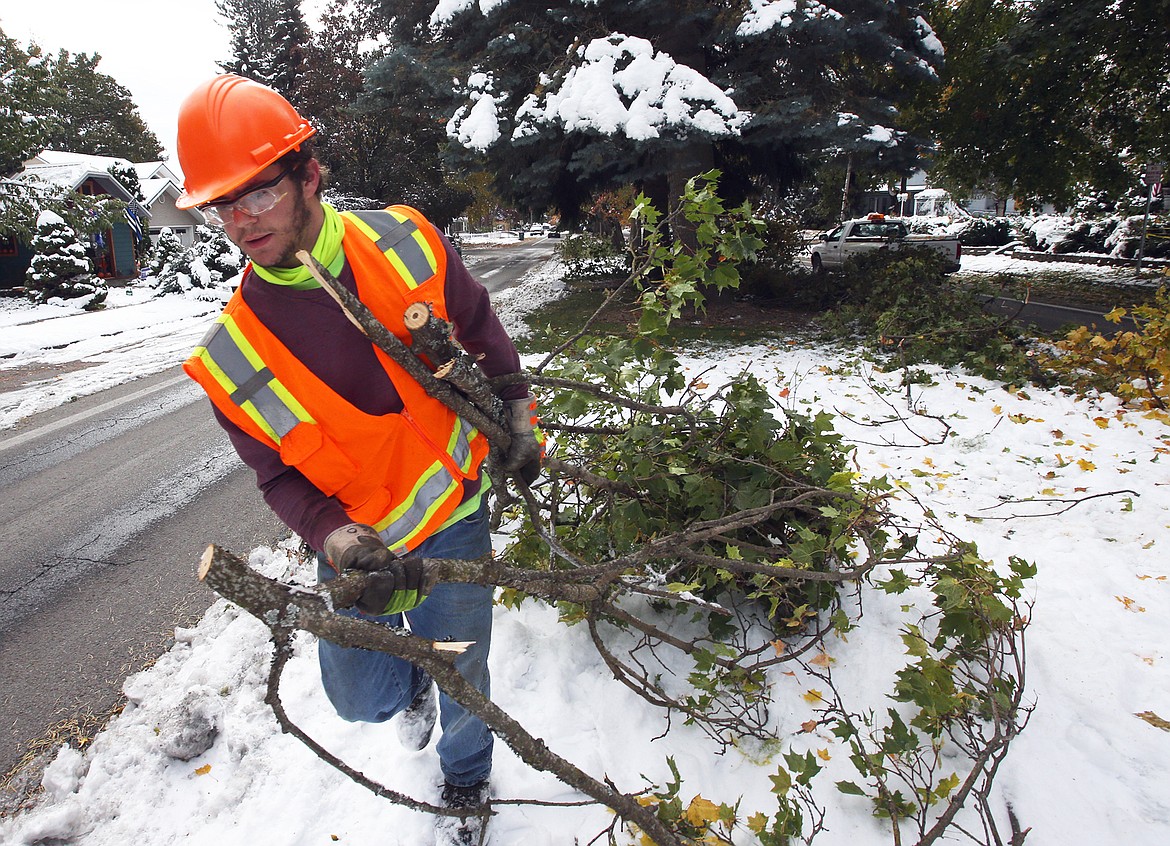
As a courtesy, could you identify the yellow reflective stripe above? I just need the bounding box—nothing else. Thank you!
[372,416,479,552]
[343,213,382,246]
[374,459,461,553]
[382,242,419,288]
[343,208,439,290]
[219,314,315,428]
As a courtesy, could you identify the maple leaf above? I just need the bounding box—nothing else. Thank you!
[816,748,832,762]
[801,719,819,733]
[802,689,825,704]
[1136,711,1170,732]
[809,652,833,668]
[1077,459,1096,471]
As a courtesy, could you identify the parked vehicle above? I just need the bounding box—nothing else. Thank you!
[810,214,962,273]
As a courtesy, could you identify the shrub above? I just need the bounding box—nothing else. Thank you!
[1048,286,1170,410]
[554,232,628,283]
[824,247,1031,379]
[738,218,830,308]
[953,216,1013,247]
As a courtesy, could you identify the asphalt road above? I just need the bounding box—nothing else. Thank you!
[980,295,1140,336]
[460,234,555,293]
[0,237,552,808]
[0,368,286,802]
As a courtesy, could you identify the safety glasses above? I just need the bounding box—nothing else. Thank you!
[198,167,292,226]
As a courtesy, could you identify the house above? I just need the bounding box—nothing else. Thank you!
[135,161,205,247]
[1,151,149,289]
[0,152,206,291]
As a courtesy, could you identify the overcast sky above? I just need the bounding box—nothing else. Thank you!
[2,1,327,166]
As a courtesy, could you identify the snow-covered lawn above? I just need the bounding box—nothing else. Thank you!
[1,258,1167,845]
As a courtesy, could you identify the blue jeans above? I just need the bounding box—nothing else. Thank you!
[315,500,494,787]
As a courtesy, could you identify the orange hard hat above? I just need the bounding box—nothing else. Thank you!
[175,74,316,209]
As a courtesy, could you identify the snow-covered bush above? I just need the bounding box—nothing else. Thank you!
[25,210,107,310]
[952,216,1014,246]
[554,232,628,282]
[1019,215,1075,251]
[1105,214,1170,259]
[190,225,243,291]
[150,227,242,299]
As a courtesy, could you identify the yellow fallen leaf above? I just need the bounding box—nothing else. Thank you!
[1077,459,1096,471]
[993,405,1003,415]
[684,796,721,827]
[1136,711,1170,732]
[1116,596,1146,612]
[772,639,787,656]
[817,748,832,761]
[803,689,825,704]
[194,764,212,776]
[809,652,833,667]
[1094,417,1110,429]
[1041,487,1058,496]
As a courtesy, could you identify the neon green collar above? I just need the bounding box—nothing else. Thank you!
[251,203,345,289]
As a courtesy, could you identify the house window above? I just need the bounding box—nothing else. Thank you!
[0,237,17,257]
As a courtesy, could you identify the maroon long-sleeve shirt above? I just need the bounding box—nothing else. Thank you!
[211,229,524,552]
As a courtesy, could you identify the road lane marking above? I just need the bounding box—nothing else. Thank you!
[0,372,194,455]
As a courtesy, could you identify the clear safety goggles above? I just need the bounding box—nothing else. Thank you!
[198,167,291,226]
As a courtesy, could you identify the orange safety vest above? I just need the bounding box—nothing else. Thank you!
[183,205,490,554]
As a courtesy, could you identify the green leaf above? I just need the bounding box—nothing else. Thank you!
[836,780,867,796]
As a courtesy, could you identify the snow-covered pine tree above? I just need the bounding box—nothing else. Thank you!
[26,210,107,309]
[373,0,944,229]
[190,225,244,295]
[149,227,188,294]
[217,0,309,105]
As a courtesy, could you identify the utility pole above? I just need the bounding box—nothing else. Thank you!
[1137,162,1162,274]
[841,154,854,220]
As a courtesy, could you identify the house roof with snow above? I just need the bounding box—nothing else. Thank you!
[135,161,182,185]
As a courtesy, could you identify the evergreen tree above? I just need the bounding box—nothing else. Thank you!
[217,0,309,105]
[191,225,244,290]
[26,210,107,308]
[0,28,57,177]
[41,50,163,160]
[299,0,469,223]
[149,228,185,281]
[373,0,943,228]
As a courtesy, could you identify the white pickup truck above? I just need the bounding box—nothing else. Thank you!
[810,215,962,273]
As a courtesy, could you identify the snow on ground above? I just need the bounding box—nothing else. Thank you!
[1,253,1168,845]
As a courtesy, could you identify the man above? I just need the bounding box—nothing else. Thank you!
[176,74,539,846]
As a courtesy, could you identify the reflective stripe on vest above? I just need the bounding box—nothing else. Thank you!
[190,313,313,443]
[342,209,438,289]
[375,414,479,554]
[184,205,486,553]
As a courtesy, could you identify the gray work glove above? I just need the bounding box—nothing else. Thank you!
[323,523,437,615]
[502,392,544,485]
